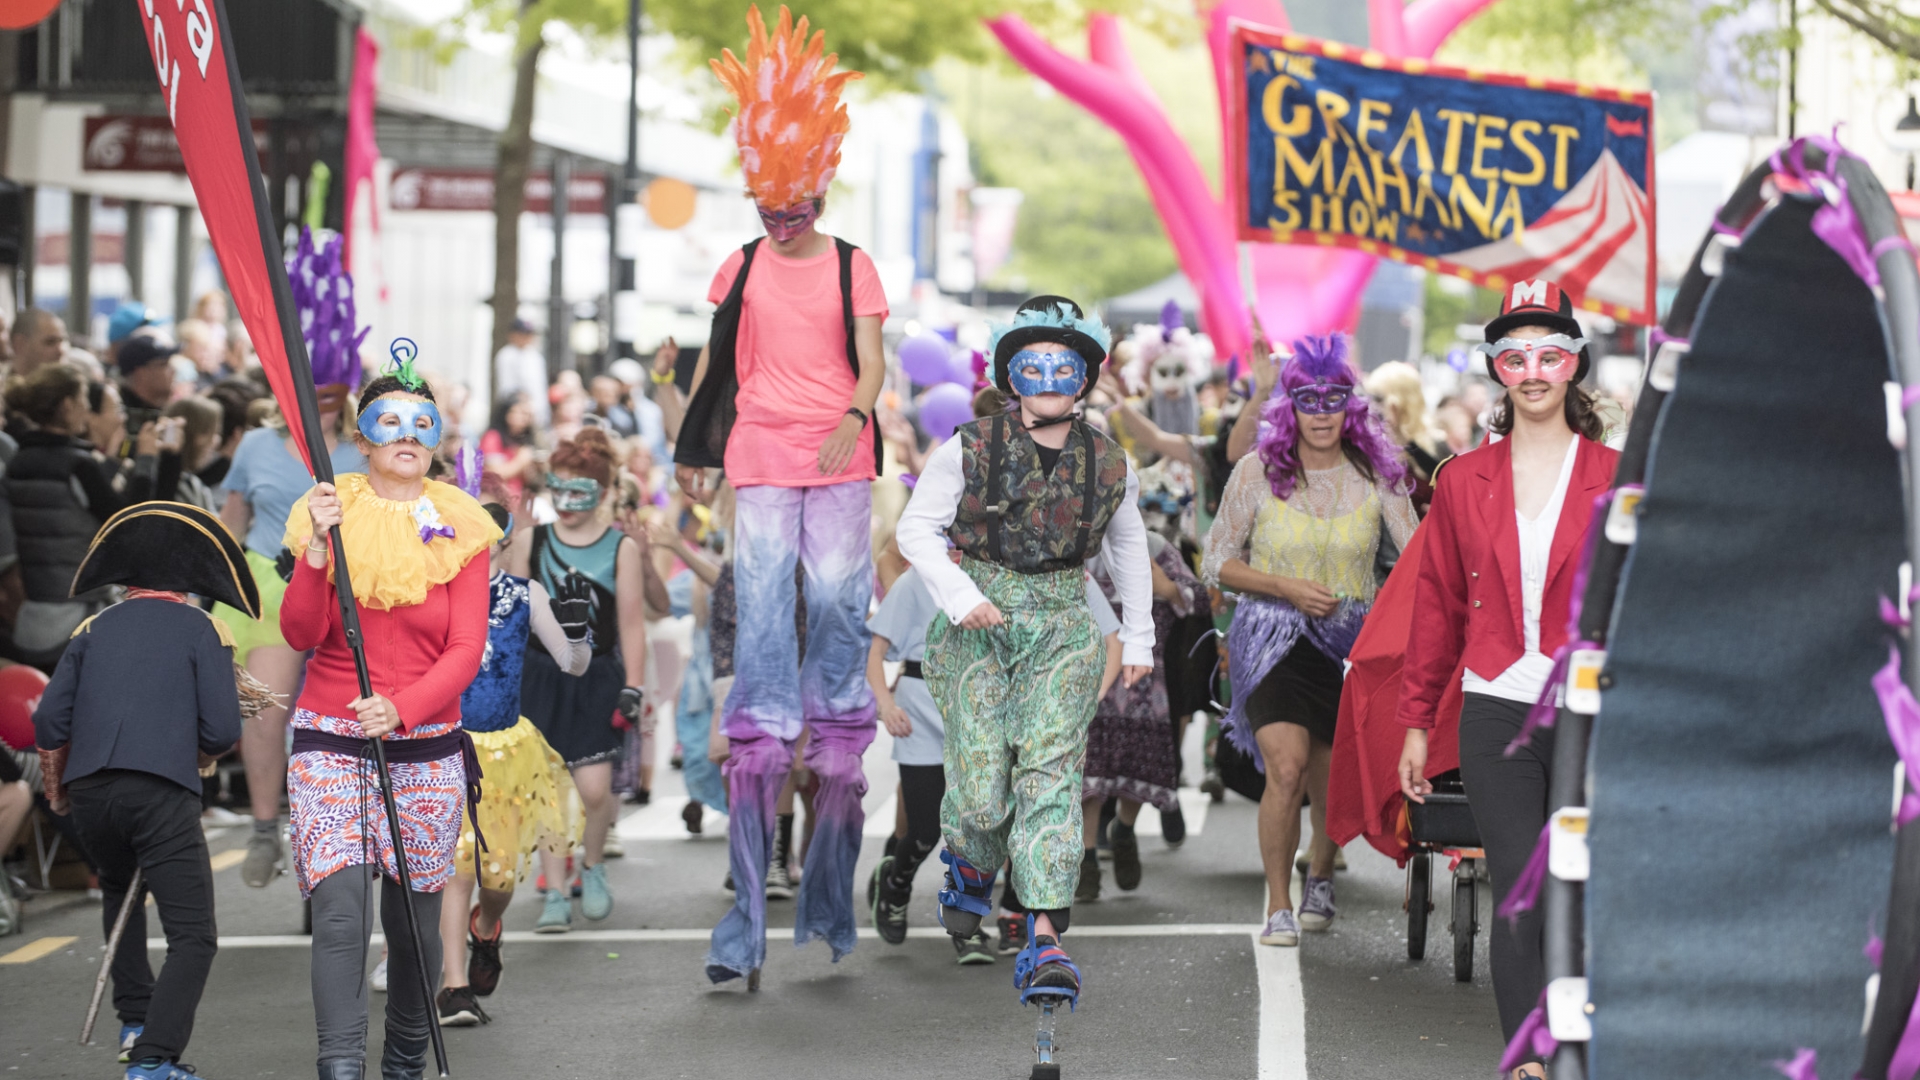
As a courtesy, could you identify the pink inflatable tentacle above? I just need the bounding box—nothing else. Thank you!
[1206,0,1291,146]
[1403,0,1502,58]
[1367,0,1409,55]
[988,14,1251,356]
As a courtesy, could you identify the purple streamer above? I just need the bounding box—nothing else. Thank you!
[1772,1048,1820,1080]
[1770,132,1884,288]
[1904,386,1920,412]
[1505,645,1576,756]
[1885,595,1911,631]
[1496,821,1553,925]
[453,443,482,498]
[1496,993,1558,1074]
[1871,646,1920,814]
[1506,492,1612,757]
[1869,918,1885,969]
[1893,980,1920,1080]
[899,473,918,490]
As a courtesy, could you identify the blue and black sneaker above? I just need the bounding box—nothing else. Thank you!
[1012,916,1082,1010]
[936,850,996,939]
[117,1024,144,1064]
[125,1058,202,1080]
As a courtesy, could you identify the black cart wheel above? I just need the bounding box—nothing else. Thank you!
[1406,853,1430,961]
[1451,868,1476,983]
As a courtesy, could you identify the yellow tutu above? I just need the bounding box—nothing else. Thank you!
[455,718,581,892]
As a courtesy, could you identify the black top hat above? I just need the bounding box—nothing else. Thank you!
[1484,278,1591,383]
[72,502,259,618]
[991,295,1110,399]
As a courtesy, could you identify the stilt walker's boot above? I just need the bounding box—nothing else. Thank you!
[1013,916,1083,1010]
[937,849,996,939]
[765,813,795,899]
[316,1060,364,1080]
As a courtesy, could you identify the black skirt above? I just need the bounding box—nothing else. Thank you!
[1242,640,1345,746]
[521,649,626,768]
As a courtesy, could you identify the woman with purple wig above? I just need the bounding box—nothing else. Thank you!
[1201,332,1416,947]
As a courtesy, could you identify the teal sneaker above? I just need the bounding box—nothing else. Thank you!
[534,888,572,934]
[580,863,612,921]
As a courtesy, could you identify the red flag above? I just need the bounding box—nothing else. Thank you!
[131,0,324,476]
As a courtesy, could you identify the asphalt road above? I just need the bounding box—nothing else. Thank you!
[1,726,1504,1079]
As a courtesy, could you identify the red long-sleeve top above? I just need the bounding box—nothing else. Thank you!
[281,553,489,733]
[1396,435,1617,730]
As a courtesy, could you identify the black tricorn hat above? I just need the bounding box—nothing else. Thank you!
[73,502,259,618]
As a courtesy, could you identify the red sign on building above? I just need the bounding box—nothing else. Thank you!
[83,115,269,173]
[388,168,607,215]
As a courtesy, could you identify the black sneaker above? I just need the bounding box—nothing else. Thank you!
[996,915,1026,956]
[467,910,503,996]
[1161,804,1187,847]
[871,857,910,946]
[436,985,490,1027]
[1111,821,1142,891]
[953,930,995,965]
[1075,848,1101,902]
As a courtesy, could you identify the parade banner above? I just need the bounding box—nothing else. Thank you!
[1231,26,1655,324]
[130,0,322,472]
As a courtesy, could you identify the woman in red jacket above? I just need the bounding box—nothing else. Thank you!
[283,353,499,1080]
[1395,281,1618,1080]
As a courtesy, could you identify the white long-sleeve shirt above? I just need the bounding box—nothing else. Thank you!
[895,434,1156,668]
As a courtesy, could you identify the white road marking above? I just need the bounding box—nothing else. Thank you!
[1255,875,1311,1079]
[149,922,1263,949]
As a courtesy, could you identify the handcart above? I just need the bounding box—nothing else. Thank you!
[1404,771,1483,982]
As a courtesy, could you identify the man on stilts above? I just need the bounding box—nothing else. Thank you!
[675,4,887,985]
[895,297,1155,1030]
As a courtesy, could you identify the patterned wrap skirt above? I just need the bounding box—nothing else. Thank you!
[454,717,580,892]
[287,708,466,897]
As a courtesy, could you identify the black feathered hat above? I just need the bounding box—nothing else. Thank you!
[73,502,259,618]
[989,295,1113,399]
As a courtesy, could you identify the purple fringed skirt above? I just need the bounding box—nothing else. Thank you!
[1222,596,1368,769]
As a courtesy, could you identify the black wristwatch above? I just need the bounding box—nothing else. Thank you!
[845,406,868,424]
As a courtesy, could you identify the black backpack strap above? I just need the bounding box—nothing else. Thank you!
[1071,422,1099,565]
[834,237,883,473]
[726,238,762,312]
[987,414,1007,565]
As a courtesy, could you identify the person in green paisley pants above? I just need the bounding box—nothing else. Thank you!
[895,296,1155,1009]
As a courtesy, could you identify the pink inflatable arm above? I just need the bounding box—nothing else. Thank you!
[1404,0,1504,58]
[986,14,1251,359]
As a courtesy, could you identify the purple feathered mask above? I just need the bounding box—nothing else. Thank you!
[1255,332,1408,500]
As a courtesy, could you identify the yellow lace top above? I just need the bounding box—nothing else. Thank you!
[1201,454,1418,603]
[284,473,501,611]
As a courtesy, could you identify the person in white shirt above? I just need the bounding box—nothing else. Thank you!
[493,318,550,428]
[894,295,1153,1011]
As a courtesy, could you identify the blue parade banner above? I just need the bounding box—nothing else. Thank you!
[1231,26,1656,324]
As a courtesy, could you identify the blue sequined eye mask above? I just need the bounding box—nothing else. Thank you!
[357,397,443,448]
[547,474,603,513]
[1007,348,1088,398]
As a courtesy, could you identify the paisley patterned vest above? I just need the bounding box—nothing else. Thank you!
[948,414,1130,574]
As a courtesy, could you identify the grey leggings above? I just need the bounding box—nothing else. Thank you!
[309,864,444,1065]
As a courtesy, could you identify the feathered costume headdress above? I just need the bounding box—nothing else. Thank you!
[710,5,863,210]
[286,227,368,392]
[1122,299,1212,395]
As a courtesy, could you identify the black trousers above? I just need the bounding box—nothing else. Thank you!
[890,764,945,888]
[66,770,217,1064]
[1456,693,1553,1056]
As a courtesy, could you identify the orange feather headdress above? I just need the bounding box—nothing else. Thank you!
[710,5,862,211]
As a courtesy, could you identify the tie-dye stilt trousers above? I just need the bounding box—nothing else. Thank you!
[924,559,1105,916]
[705,480,876,983]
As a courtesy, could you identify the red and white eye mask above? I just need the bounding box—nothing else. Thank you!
[1475,334,1588,387]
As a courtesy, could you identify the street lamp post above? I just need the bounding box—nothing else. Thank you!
[1891,95,1920,191]
[606,0,641,367]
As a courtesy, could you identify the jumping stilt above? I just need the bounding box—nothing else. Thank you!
[1031,994,1065,1080]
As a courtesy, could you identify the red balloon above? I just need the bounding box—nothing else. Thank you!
[0,664,49,752]
[0,0,61,31]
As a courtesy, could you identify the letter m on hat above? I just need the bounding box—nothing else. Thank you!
[1511,280,1550,309]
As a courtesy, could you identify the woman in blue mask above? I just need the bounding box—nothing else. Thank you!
[503,427,650,932]
[894,295,1155,1013]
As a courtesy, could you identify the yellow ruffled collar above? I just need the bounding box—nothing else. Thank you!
[284,473,501,610]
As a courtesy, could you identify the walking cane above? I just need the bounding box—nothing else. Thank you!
[80,868,143,1046]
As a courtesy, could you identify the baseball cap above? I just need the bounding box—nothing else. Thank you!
[116,335,179,376]
[108,301,168,345]
[509,318,538,336]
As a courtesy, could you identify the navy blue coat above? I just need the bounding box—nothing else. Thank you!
[33,598,243,794]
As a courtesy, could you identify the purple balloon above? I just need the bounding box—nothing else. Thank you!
[899,332,953,385]
[945,347,978,387]
[919,382,975,442]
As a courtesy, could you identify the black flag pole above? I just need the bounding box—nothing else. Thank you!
[213,3,449,1073]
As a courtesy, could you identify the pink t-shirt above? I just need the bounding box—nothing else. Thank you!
[706,241,889,487]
